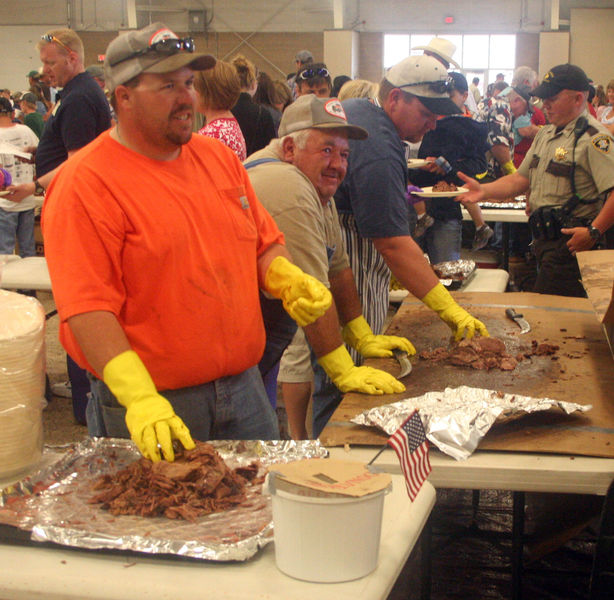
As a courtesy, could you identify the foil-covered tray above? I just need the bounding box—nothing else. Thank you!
[479,201,526,209]
[351,386,591,461]
[432,259,476,290]
[0,437,328,560]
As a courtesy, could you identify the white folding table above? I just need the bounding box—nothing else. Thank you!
[0,470,435,600]
[0,256,51,291]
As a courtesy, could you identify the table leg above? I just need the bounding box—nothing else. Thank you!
[502,223,511,271]
[512,491,525,600]
[420,515,432,600]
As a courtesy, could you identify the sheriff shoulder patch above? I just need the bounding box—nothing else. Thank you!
[592,134,611,154]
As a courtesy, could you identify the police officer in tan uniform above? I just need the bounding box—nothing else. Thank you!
[459,64,614,297]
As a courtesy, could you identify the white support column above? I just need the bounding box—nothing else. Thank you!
[324,29,359,80]
[125,0,137,30]
[333,0,345,30]
[548,0,560,31]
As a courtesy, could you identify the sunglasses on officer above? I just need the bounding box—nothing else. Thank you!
[398,77,453,94]
[109,37,196,67]
[41,34,75,55]
[298,67,330,81]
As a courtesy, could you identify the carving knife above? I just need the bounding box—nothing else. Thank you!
[505,308,531,334]
[392,349,413,378]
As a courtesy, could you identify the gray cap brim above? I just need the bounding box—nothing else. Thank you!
[306,121,368,140]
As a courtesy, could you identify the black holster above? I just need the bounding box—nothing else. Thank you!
[529,194,598,241]
[528,206,567,241]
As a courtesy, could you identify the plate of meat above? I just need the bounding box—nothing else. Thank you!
[414,183,468,197]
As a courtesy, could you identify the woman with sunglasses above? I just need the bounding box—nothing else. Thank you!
[230,55,276,157]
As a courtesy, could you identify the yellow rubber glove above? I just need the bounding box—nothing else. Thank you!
[317,345,406,395]
[264,256,332,327]
[102,350,195,462]
[421,283,489,341]
[501,160,517,175]
[342,315,416,358]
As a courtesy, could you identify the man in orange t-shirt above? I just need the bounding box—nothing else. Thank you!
[42,23,332,463]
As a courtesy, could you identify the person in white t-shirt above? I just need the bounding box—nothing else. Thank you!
[0,97,39,256]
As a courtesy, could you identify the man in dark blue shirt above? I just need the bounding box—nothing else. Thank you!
[9,29,111,425]
[335,55,488,348]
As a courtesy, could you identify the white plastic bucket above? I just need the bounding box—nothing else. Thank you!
[268,476,389,583]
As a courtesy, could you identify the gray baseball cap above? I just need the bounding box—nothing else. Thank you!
[85,64,105,80]
[295,50,313,64]
[278,94,368,139]
[104,22,215,92]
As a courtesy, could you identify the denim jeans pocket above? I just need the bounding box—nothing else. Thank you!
[100,403,131,439]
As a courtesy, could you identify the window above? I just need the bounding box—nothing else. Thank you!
[383,33,516,88]
[384,34,411,69]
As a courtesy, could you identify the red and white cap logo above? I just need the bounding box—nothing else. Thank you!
[148,28,179,45]
[324,99,347,121]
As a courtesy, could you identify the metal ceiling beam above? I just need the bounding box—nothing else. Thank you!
[216,0,297,78]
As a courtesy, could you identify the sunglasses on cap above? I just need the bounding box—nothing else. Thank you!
[298,67,330,81]
[41,34,75,55]
[109,37,196,67]
[399,78,453,94]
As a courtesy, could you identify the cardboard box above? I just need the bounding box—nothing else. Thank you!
[577,249,614,359]
[268,458,391,497]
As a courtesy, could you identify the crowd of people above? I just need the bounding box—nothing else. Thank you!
[1,25,613,459]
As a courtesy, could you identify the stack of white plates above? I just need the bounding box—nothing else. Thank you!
[0,289,46,479]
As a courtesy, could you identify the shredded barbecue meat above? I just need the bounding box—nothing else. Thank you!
[89,442,260,521]
[432,181,458,192]
[419,337,559,372]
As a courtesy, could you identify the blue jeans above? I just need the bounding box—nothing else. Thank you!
[419,218,461,263]
[0,208,36,256]
[310,353,342,439]
[86,365,279,441]
[68,355,91,425]
[258,292,297,408]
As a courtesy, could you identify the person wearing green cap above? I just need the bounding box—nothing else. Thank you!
[19,93,44,138]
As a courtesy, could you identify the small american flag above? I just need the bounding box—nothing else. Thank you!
[387,410,431,501]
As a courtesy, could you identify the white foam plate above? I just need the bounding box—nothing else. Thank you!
[389,289,409,303]
[406,158,431,169]
[413,186,469,198]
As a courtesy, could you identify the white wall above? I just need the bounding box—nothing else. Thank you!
[1,25,66,94]
[570,8,614,86]
[538,32,569,80]
[0,0,565,33]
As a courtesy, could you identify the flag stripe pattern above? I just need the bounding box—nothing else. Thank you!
[387,410,431,501]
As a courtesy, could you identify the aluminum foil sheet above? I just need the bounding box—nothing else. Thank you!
[0,437,328,561]
[479,201,526,209]
[351,386,592,461]
[432,260,476,290]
